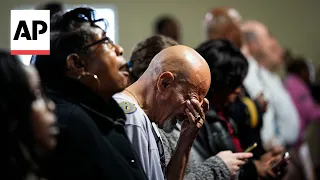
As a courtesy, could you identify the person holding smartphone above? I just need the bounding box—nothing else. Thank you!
[195,39,284,180]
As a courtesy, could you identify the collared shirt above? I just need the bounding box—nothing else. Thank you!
[259,67,300,146]
[243,57,281,148]
[243,56,300,148]
[284,74,320,143]
[243,56,264,99]
[113,93,165,180]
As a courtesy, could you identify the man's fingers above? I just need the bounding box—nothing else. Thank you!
[234,152,253,159]
[185,108,194,124]
[190,99,203,117]
[202,98,209,112]
[234,159,246,166]
[186,100,198,118]
[231,165,240,176]
[233,165,240,171]
[222,150,232,154]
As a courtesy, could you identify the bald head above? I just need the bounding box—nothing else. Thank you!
[204,7,243,48]
[242,21,268,43]
[242,21,283,71]
[143,45,210,91]
[130,45,210,128]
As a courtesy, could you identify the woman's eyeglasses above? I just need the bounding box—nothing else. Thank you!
[79,36,114,52]
[75,17,112,52]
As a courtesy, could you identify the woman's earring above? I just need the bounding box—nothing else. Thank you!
[77,72,101,92]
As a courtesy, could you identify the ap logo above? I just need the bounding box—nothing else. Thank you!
[11,10,50,55]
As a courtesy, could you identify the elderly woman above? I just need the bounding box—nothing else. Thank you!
[32,7,147,180]
[1,50,57,180]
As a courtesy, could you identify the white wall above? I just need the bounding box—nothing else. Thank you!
[1,0,320,66]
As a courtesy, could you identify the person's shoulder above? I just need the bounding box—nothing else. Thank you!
[205,108,219,122]
[113,93,148,126]
[50,94,100,135]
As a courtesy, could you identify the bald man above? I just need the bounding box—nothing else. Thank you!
[204,6,270,159]
[242,21,300,149]
[114,45,210,180]
[204,7,243,48]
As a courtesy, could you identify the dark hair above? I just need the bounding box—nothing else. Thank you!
[196,39,248,98]
[32,7,106,85]
[129,35,179,83]
[154,16,176,34]
[0,50,38,179]
[35,1,64,18]
[286,56,309,75]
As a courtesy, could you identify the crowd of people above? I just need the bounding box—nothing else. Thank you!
[4,1,320,180]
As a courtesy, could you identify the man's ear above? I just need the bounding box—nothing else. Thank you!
[66,53,84,75]
[157,72,175,92]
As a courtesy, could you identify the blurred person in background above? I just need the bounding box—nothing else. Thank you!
[195,39,283,180]
[32,7,147,180]
[1,50,57,180]
[129,35,253,180]
[284,56,320,145]
[242,21,300,149]
[203,7,242,48]
[129,35,178,84]
[204,7,267,158]
[283,57,320,180]
[153,15,181,43]
[35,1,64,18]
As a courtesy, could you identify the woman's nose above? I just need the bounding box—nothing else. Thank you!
[113,44,124,56]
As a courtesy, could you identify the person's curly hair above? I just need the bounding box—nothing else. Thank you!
[129,35,178,83]
[32,7,108,86]
[196,39,248,99]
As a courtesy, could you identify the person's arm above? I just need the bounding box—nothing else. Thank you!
[125,124,154,180]
[160,120,252,180]
[160,125,229,180]
[166,99,208,180]
[183,156,231,180]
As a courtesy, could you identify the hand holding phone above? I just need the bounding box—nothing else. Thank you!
[271,152,290,175]
[262,152,290,180]
[245,142,258,152]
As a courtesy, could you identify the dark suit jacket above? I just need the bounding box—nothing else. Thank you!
[42,78,147,180]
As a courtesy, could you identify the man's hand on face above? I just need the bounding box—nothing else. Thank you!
[180,98,209,140]
[217,151,253,176]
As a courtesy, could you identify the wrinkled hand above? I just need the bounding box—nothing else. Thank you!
[181,98,209,138]
[217,151,253,176]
